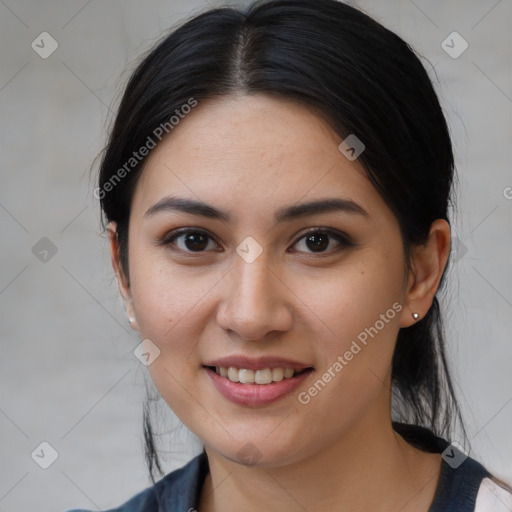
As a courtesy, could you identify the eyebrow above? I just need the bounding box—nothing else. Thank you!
[144,195,369,222]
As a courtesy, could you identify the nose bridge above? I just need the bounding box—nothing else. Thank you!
[218,250,291,340]
[235,254,274,307]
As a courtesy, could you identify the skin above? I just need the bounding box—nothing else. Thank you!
[109,94,451,512]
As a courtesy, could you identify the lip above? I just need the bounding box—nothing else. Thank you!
[202,355,312,371]
[203,365,315,407]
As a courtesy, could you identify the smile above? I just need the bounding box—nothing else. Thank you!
[208,366,309,384]
[203,365,315,407]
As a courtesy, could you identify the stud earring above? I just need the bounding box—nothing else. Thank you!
[128,317,136,324]
[412,312,419,321]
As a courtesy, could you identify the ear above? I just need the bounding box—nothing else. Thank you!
[400,219,451,328]
[107,222,139,331]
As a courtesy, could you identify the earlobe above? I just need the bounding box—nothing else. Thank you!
[400,219,451,328]
[108,221,140,331]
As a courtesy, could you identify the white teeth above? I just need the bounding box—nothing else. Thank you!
[272,368,284,381]
[238,369,254,384]
[284,368,294,378]
[216,366,303,384]
[227,367,239,382]
[255,368,272,384]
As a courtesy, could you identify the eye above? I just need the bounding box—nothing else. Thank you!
[161,229,220,254]
[290,228,353,255]
[160,227,353,256]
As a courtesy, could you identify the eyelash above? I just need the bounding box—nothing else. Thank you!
[159,227,354,257]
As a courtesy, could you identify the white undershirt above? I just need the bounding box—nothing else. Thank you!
[474,477,512,511]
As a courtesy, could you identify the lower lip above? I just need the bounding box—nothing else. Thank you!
[204,367,314,407]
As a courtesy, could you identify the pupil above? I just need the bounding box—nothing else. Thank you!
[182,232,330,252]
[306,232,328,252]
[185,232,208,251]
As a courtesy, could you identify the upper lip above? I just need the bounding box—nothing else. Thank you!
[203,356,314,371]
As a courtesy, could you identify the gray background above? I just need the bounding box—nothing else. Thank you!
[1,0,511,511]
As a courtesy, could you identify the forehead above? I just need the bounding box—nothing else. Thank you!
[131,94,386,223]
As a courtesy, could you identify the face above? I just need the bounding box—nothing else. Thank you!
[115,94,414,467]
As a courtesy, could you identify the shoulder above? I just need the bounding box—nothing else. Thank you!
[64,451,209,512]
[426,445,512,511]
[393,422,512,512]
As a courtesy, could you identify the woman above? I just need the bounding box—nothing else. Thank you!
[68,0,512,510]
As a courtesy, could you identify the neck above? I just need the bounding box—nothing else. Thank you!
[198,399,441,512]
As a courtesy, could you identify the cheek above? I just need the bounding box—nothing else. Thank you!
[128,245,216,351]
[312,245,405,348]
[128,252,214,422]
[302,248,404,405]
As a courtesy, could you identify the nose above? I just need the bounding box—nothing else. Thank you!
[216,252,293,342]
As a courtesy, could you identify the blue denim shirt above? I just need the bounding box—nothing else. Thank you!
[66,424,508,512]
